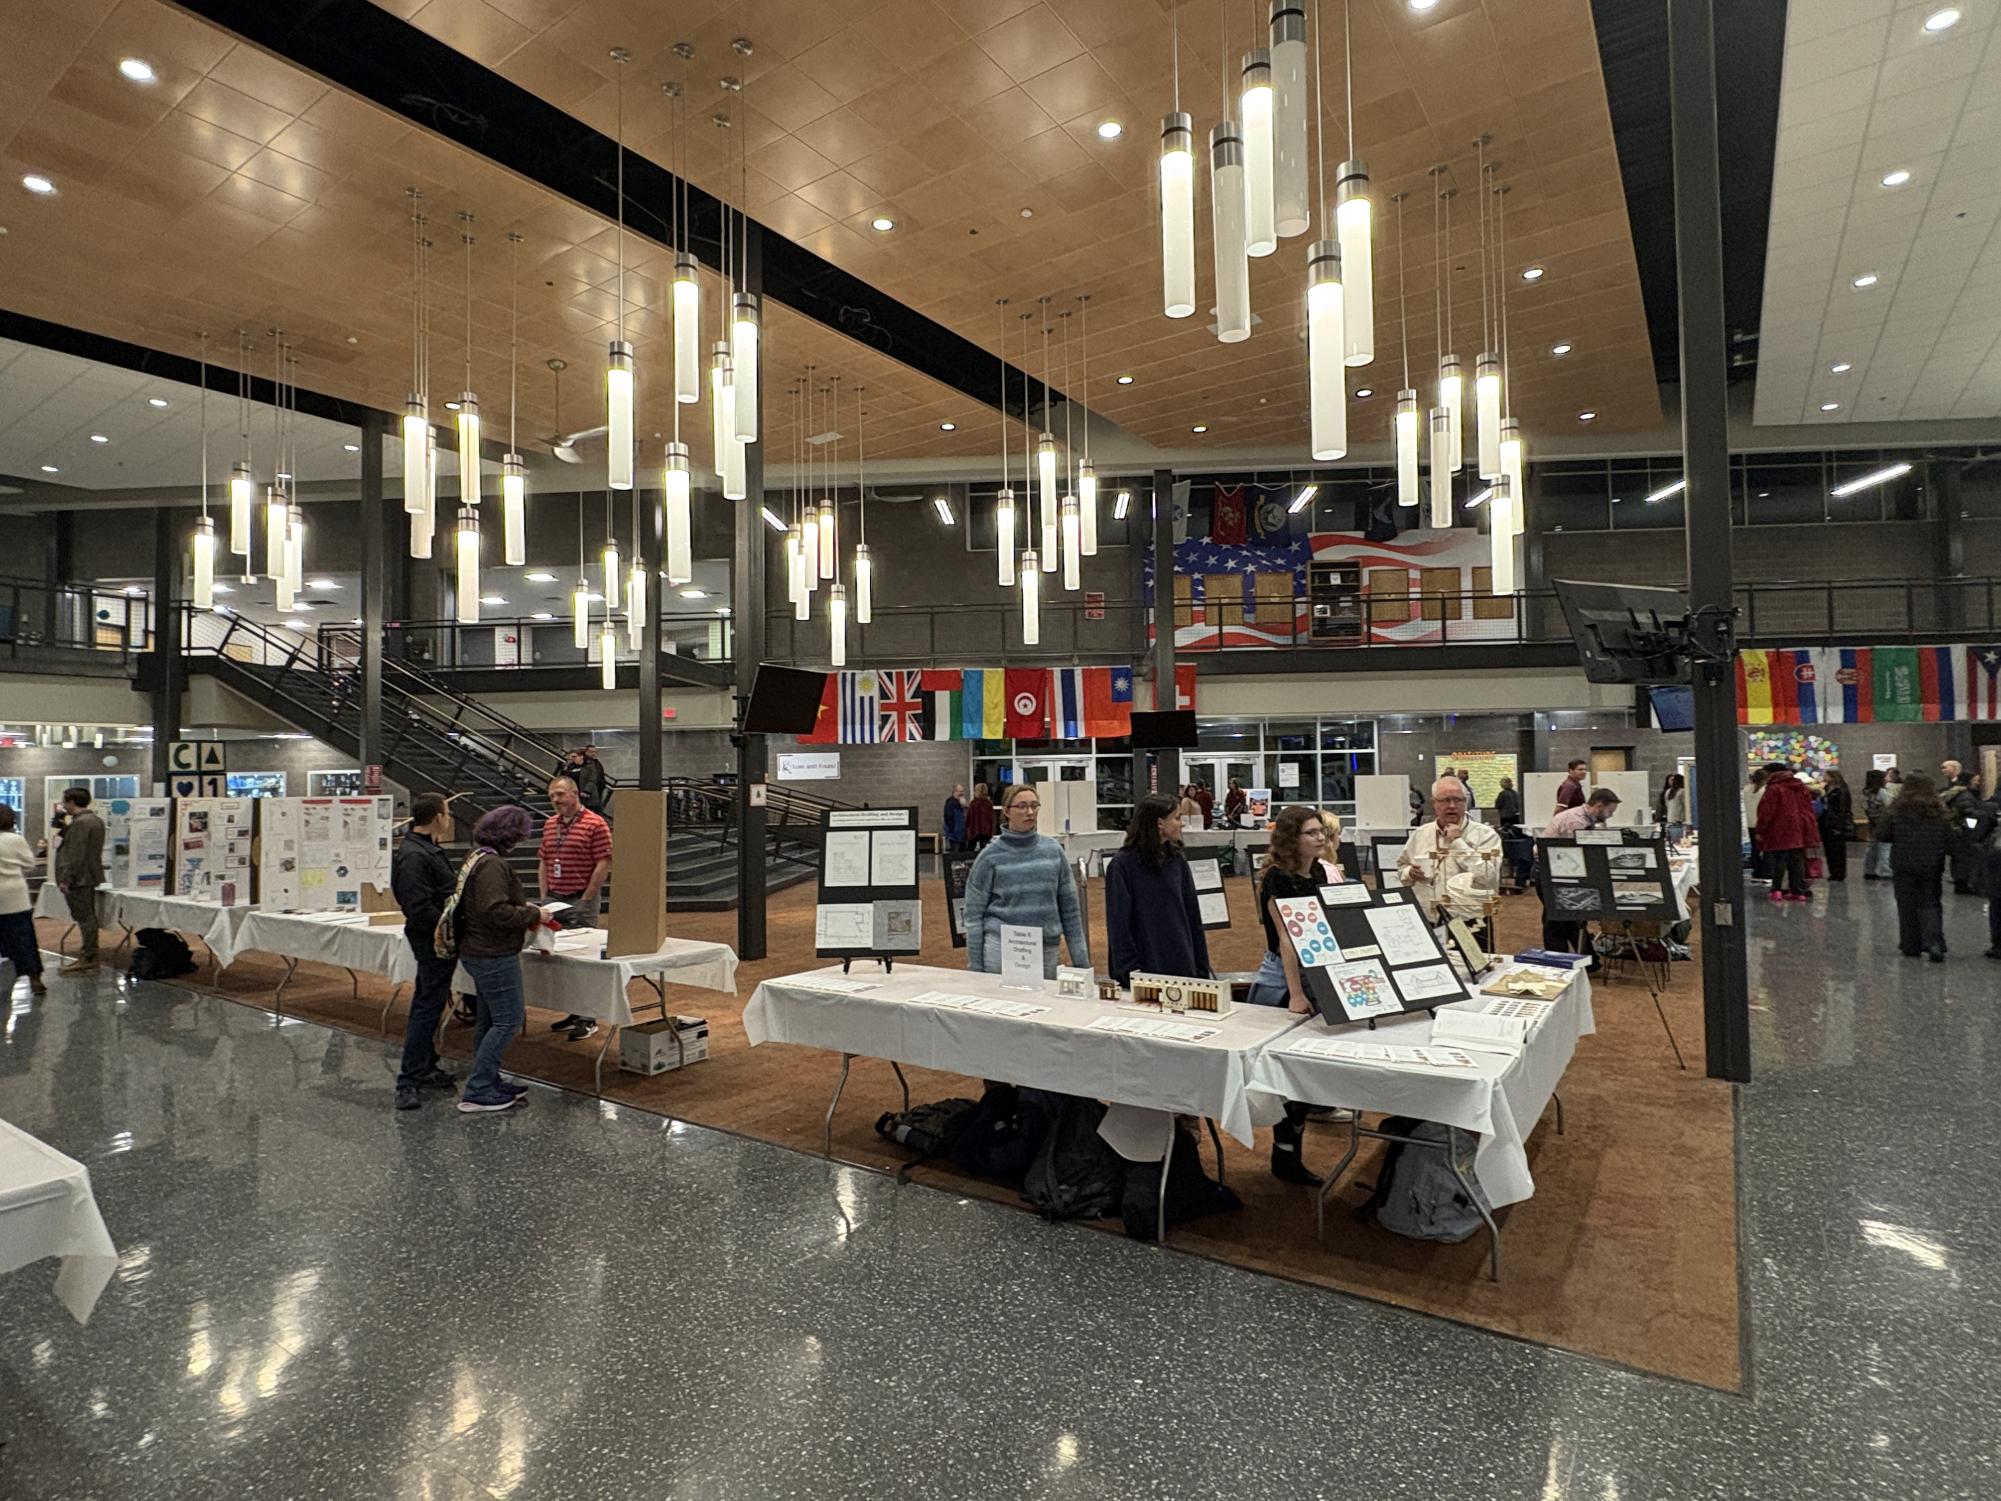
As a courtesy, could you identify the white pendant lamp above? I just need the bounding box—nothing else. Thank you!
[1077,293,1098,555]
[572,577,590,650]
[816,497,835,579]
[800,506,820,595]
[1487,474,1516,594]
[1241,49,1277,258]
[230,461,254,558]
[606,49,634,493]
[710,345,731,478]
[410,504,433,560]
[287,502,304,597]
[401,403,428,515]
[732,295,759,443]
[1435,182,1463,472]
[454,218,482,509]
[664,441,692,584]
[1337,163,1374,366]
[1439,354,1464,474]
[455,507,480,623]
[422,427,439,544]
[264,487,287,584]
[600,619,618,690]
[1396,390,1420,508]
[1307,240,1347,461]
[627,550,645,649]
[852,382,872,624]
[854,544,873,625]
[1160,111,1196,318]
[722,432,746,501]
[1475,352,1503,480]
[673,255,700,405]
[1501,418,1526,539]
[996,489,1017,586]
[1020,549,1040,645]
[829,582,847,667]
[1428,407,1452,528]
[1494,181,1526,542]
[1211,120,1251,343]
[402,195,430,521]
[994,299,1018,587]
[1037,434,1058,569]
[1077,466,1098,555]
[602,530,620,612]
[1269,1,1309,238]
[192,515,216,610]
[1060,495,1081,591]
[785,524,803,609]
[502,456,526,566]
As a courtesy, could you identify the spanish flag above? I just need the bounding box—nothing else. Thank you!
[1736,651,1776,724]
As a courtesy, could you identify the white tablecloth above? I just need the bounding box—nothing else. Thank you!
[35,885,252,966]
[0,1118,118,1324]
[456,928,739,1025]
[743,963,1305,1146]
[234,911,418,986]
[1669,857,1699,917]
[1246,962,1594,1207]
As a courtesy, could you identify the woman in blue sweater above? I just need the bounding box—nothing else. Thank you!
[1104,794,1210,986]
[964,784,1089,978]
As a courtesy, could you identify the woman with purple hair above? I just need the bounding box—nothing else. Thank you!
[453,805,553,1113]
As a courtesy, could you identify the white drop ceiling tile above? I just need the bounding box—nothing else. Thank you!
[1781,140,1868,189]
[1772,174,1865,222]
[1877,39,1984,98]
[1767,208,1851,249]
[1785,20,1895,89]
[1776,102,1876,160]
[1877,75,1976,126]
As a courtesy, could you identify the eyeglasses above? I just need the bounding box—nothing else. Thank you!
[1009,799,1040,810]
[1433,796,1467,806]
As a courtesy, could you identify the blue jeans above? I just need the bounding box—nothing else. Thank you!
[1246,950,1290,1008]
[397,946,456,1087]
[459,953,525,1097]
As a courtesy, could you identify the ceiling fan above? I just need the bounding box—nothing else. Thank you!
[542,357,603,464]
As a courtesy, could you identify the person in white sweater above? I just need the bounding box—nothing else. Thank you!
[0,805,47,996]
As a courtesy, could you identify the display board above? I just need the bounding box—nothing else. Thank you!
[1279,882,1471,1025]
[1354,774,1412,830]
[605,789,669,958]
[941,850,977,949]
[1439,751,1518,808]
[1035,782,1097,837]
[172,798,255,904]
[1370,834,1412,888]
[103,797,171,890]
[255,796,394,913]
[815,806,922,960]
[1534,832,1679,921]
[1187,854,1231,930]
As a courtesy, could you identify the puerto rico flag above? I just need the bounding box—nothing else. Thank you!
[877,669,926,742]
[1969,646,2001,720]
[840,671,879,744]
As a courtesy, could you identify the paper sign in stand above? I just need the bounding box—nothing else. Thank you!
[1187,856,1231,931]
[815,806,922,971]
[1281,882,1472,1028]
[1535,831,1685,1069]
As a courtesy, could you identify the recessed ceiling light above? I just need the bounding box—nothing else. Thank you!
[1880,169,1911,188]
[343,442,360,452]
[1354,387,1374,398]
[39,464,58,473]
[679,587,707,599]
[870,216,894,232]
[526,571,557,582]
[117,58,156,84]
[1551,342,1573,356]
[1830,361,1852,373]
[1820,401,1840,412]
[1852,273,1878,288]
[89,433,109,444]
[1191,424,1208,433]
[444,399,461,411]
[479,594,508,606]
[1019,207,1034,219]
[307,578,338,590]
[147,396,168,407]
[1923,8,1962,33]
[21,174,55,196]
[1097,119,1123,139]
[1520,265,1544,282]
[531,611,555,620]
[1409,0,1440,9]
[1577,411,1597,422]
[1116,374,1134,385]
[939,421,956,431]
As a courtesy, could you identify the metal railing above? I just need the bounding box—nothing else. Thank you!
[0,578,148,668]
[365,612,733,682]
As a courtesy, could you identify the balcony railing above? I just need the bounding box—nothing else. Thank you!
[0,578,148,670]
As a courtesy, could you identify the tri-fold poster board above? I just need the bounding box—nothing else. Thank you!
[816,806,922,960]
[1535,831,1680,921]
[103,798,171,890]
[171,798,256,904]
[256,797,395,912]
[1278,881,1472,1025]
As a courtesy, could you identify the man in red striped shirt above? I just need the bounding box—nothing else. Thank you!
[541,775,612,1041]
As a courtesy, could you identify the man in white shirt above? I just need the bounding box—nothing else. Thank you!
[1396,777,1502,938]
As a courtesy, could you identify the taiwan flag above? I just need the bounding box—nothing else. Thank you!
[1003,668,1049,737]
[797,671,839,744]
[1084,665,1134,737]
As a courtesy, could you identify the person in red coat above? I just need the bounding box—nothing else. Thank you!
[1754,764,1822,903]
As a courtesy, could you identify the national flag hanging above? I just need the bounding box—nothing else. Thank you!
[1969,646,2001,720]
[1873,647,1921,723]
[1175,662,1198,712]
[1781,648,1821,723]
[920,668,963,740]
[797,671,839,744]
[1736,650,1775,725]
[840,670,880,743]
[1084,664,1134,737]
[1210,482,1249,545]
[1831,647,1874,722]
[1053,667,1086,738]
[1918,644,1964,722]
[1003,667,1049,736]
[877,669,926,742]
[961,668,1005,739]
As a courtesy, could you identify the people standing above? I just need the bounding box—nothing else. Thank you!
[1755,764,1821,903]
[1862,769,1893,880]
[1660,773,1690,845]
[1176,788,1203,823]
[942,783,968,854]
[1397,777,1503,947]
[963,784,1088,978]
[389,792,460,1111]
[453,806,556,1111]
[1882,772,1951,962]
[1555,759,1588,814]
[1493,775,1531,893]
[964,782,996,849]
[1317,810,1349,884]
[1191,780,1215,830]
[0,806,46,997]
[540,775,612,1041]
[1541,788,1623,956]
[1817,769,1853,883]
[1247,805,1329,1186]
[1223,777,1248,827]
[1941,760,1984,895]
[52,788,105,976]
[1744,768,1770,882]
[1103,793,1210,987]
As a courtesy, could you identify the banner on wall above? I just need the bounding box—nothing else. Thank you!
[1439,751,1519,808]
[1737,644,2001,725]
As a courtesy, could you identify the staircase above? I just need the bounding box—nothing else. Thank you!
[180,610,811,910]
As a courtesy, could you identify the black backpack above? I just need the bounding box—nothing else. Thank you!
[946,1083,1057,1188]
[129,928,196,981]
[875,1097,978,1160]
[1021,1094,1127,1222]
[1120,1121,1243,1240]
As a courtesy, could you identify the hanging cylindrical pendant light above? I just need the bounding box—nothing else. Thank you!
[817,497,835,579]
[1020,549,1040,644]
[402,404,428,515]
[502,455,526,566]
[1270,2,1309,238]
[829,581,848,668]
[424,427,440,529]
[411,505,433,560]
[731,295,759,444]
[1076,293,1098,556]
[792,535,811,620]
[1395,390,1420,508]
[403,200,430,522]
[1501,418,1526,539]
[192,515,216,611]
[1439,355,1464,474]
[455,507,480,624]
[230,462,254,555]
[1241,50,1276,258]
[1211,120,1251,343]
[996,488,1017,587]
[1428,407,1452,528]
[1476,352,1503,479]
[456,394,481,508]
[1307,240,1347,461]
[1078,465,1098,556]
[600,618,618,691]
[852,384,873,625]
[602,533,620,612]
[1488,474,1516,594]
[606,341,634,492]
[264,487,287,583]
[1037,433,1058,568]
[664,441,692,584]
[1160,111,1196,318]
[673,255,701,405]
[849,542,872,628]
[627,551,646,649]
[1060,496,1081,591]
[572,576,590,648]
[1337,163,1374,366]
[287,502,304,597]
[800,507,820,596]
[709,345,732,479]
[785,522,804,607]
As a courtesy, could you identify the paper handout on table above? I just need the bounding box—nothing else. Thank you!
[906,990,985,1008]
[530,900,574,954]
[1473,995,1556,1026]
[790,973,882,995]
[962,996,1048,1018]
[1432,1006,1530,1055]
[1086,1014,1218,1043]
[1285,1035,1479,1069]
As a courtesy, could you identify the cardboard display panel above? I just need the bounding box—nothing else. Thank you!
[256,797,394,913]
[605,789,670,958]
[816,806,922,959]
[1354,774,1412,831]
[103,797,171,890]
[1535,832,1679,921]
[1281,883,1472,1026]
[171,798,255,905]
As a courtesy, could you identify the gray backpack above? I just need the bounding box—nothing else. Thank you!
[1365,1116,1492,1244]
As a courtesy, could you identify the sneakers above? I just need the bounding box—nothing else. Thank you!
[457,1089,523,1113]
[414,1066,458,1091]
[59,958,99,975]
[550,1013,590,1032]
[495,1079,529,1099]
[1785,892,1809,903]
[394,1085,422,1111]
[1928,945,1947,964]
[28,977,47,996]
[563,1018,599,1042]
[1768,891,1786,904]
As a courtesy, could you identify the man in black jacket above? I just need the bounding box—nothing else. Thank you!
[1941,760,1985,894]
[390,792,461,1110]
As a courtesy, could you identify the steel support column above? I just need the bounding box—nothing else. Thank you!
[357,412,387,774]
[639,480,664,790]
[150,507,183,789]
[1670,0,1751,1084]
[732,223,768,960]
[1150,467,1180,794]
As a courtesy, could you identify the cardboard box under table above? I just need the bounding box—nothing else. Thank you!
[1246,960,1595,1282]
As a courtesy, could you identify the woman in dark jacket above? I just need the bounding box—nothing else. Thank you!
[963,782,996,848]
[1861,769,1892,880]
[1754,764,1821,902]
[1817,769,1853,882]
[455,805,555,1113]
[1104,794,1211,988]
[1883,773,1952,961]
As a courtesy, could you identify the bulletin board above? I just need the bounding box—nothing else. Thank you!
[172,798,255,905]
[256,796,394,913]
[104,797,172,890]
[1438,751,1518,808]
[1534,832,1678,921]
[1279,882,1471,1025]
[816,806,922,960]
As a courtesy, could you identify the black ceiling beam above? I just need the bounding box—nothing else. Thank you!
[170,0,1055,422]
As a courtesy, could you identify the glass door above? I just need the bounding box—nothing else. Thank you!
[1181,755,1258,827]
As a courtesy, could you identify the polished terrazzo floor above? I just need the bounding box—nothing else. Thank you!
[1,879,1997,1499]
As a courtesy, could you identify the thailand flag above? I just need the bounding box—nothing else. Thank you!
[1054,668,1086,739]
